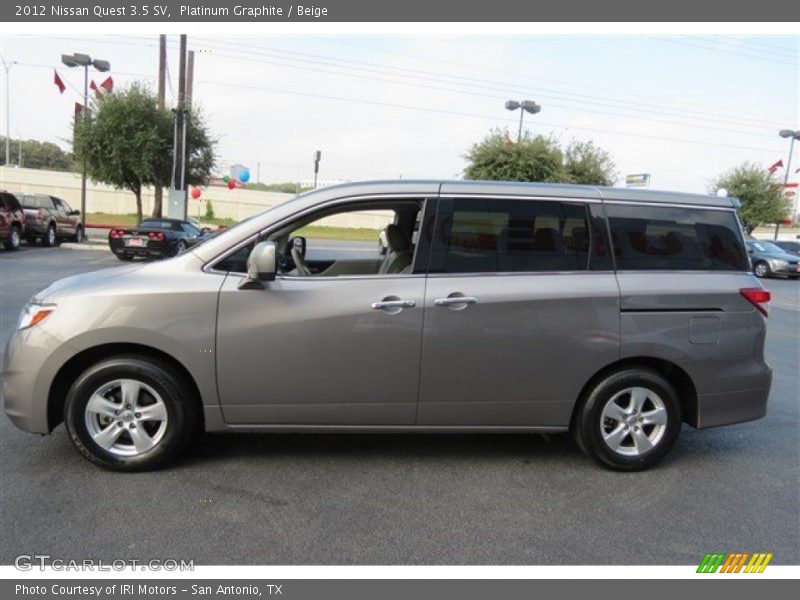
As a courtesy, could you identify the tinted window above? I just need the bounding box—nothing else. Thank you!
[434,198,594,273]
[140,220,176,229]
[749,241,784,254]
[182,223,201,236]
[606,205,748,271]
[19,194,51,209]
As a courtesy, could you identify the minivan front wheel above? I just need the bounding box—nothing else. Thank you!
[573,368,681,471]
[65,356,198,471]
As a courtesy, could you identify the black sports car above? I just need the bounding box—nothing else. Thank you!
[108,218,214,261]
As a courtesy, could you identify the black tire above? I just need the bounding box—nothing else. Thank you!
[173,240,187,256]
[64,355,199,471]
[115,253,134,261]
[3,224,21,251]
[42,224,58,247]
[73,225,84,243]
[573,368,682,471]
[753,261,770,278]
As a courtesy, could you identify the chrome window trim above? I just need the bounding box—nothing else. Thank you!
[445,193,600,204]
[203,193,429,275]
[603,199,736,212]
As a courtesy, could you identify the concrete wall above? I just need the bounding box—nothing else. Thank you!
[0,167,392,229]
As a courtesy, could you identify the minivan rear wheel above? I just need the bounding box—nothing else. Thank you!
[573,368,681,471]
[64,356,198,471]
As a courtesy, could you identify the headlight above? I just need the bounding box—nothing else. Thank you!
[770,259,788,268]
[17,303,55,330]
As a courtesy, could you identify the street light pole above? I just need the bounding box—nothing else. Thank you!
[61,52,110,227]
[505,100,541,142]
[775,129,800,240]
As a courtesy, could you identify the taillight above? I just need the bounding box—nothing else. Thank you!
[740,288,771,317]
[147,232,165,241]
[109,229,125,238]
[36,209,45,221]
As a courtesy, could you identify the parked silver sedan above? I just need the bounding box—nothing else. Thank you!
[746,240,800,279]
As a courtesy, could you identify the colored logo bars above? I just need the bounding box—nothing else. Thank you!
[697,552,773,573]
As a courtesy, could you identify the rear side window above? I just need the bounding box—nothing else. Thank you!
[605,204,748,272]
[432,198,601,273]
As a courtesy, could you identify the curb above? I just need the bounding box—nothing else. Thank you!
[60,241,109,252]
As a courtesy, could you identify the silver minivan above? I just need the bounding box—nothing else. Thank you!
[2,181,772,471]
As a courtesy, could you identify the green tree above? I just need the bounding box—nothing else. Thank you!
[709,162,790,233]
[563,140,618,186]
[204,199,215,220]
[464,130,566,182]
[73,83,215,223]
[463,129,617,186]
[1,136,73,171]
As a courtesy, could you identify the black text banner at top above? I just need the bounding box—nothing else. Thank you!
[4,0,800,22]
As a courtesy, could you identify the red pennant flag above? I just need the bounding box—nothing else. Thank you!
[89,80,103,99]
[53,69,65,94]
[505,131,515,147]
[768,159,784,174]
[99,76,113,93]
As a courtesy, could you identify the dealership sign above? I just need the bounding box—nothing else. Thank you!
[625,173,651,188]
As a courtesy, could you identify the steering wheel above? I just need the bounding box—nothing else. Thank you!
[291,238,311,276]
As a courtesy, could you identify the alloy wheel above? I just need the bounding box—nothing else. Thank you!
[84,378,168,457]
[600,387,668,457]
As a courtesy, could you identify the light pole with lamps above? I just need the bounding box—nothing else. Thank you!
[1,56,16,167]
[61,53,110,226]
[774,128,800,240]
[505,100,541,142]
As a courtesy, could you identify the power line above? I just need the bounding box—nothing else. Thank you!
[44,34,791,131]
[195,37,787,132]
[191,77,784,156]
[649,36,798,66]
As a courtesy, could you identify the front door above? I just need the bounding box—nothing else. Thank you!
[417,196,620,428]
[215,197,432,426]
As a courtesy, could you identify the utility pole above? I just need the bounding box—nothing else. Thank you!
[169,34,188,220]
[313,150,321,189]
[186,50,195,106]
[154,34,166,217]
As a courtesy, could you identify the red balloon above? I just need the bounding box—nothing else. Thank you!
[227,180,236,190]
[191,187,202,199]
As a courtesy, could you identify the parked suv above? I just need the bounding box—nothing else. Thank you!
[0,191,25,251]
[2,181,772,472]
[19,193,84,246]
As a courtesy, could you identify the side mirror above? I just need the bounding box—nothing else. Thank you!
[69,209,81,216]
[239,241,276,290]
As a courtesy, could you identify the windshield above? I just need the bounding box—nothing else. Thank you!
[750,241,783,254]
[21,195,51,209]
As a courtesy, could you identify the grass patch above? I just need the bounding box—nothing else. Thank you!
[294,225,381,242]
[86,212,237,227]
[84,213,381,241]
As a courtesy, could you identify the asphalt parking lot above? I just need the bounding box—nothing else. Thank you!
[1,245,798,565]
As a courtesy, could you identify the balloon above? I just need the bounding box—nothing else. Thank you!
[227,179,236,190]
[222,175,230,183]
[239,169,250,183]
[190,187,202,200]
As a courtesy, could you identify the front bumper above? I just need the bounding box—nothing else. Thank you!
[2,327,63,434]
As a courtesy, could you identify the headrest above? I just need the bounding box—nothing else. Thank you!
[386,224,411,252]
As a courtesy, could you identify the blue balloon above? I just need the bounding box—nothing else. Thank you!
[239,169,250,183]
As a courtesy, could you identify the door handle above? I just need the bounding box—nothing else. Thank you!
[371,299,416,311]
[434,295,479,308]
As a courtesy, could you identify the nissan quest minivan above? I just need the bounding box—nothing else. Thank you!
[2,181,772,471]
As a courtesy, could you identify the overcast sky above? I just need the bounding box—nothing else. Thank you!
[1,34,797,192]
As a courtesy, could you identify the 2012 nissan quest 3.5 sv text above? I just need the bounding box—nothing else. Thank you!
[2,181,772,471]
